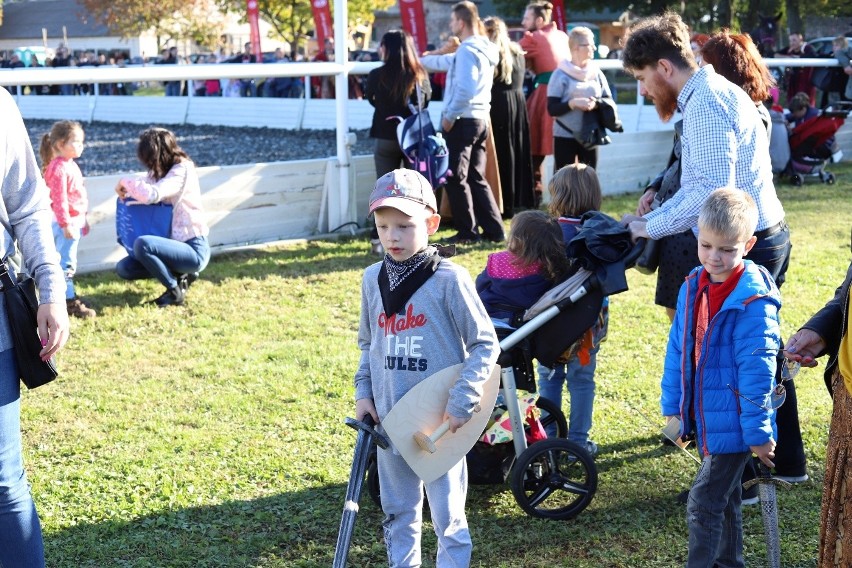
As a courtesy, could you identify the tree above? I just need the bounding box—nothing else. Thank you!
[77,0,227,50]
[217,0,394,55]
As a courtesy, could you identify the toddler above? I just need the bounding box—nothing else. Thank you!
[476,209,570,323]
[538,163,606,455]
[39,120,96,318]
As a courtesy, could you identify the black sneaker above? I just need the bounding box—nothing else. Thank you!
[742,484,759,506]
[481,233,506,243]
[153,286,185,307]
[443,233,481,245]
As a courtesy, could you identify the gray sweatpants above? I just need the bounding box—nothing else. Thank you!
[377,448,472,567]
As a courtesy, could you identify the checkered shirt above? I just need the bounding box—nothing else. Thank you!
[644,65,785,239]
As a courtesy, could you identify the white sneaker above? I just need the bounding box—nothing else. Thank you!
[774,473,809,483]
[832,149,843,163]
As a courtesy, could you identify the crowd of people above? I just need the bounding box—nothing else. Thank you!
[356,7,849,568]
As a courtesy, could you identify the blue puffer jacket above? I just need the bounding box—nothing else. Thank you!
[661,260,781,456]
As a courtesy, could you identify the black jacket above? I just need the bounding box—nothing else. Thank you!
[801,259,852,395]
[365,70,431,141]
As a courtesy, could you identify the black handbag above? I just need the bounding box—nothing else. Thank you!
[0,260,58,389]
[634,238,660,275]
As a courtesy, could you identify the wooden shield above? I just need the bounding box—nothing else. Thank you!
[382,363,501,484]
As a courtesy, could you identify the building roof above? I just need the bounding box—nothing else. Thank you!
[0,0,111,41]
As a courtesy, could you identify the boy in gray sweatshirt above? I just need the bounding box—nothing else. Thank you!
[354,169,499,567]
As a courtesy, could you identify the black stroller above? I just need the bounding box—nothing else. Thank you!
[361,214,643,520]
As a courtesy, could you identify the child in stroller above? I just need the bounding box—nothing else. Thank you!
[781,92,848,185]
[364,211,642,520]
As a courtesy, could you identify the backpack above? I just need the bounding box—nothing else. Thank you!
[395,83,449,188]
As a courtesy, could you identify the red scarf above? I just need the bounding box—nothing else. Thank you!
[693,263,745,366]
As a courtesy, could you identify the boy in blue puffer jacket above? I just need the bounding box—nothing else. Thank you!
[662,188,780,567]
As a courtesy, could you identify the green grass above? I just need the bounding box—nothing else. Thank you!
[28,165,852,567]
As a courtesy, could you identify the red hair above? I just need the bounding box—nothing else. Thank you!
[700,30,775,103]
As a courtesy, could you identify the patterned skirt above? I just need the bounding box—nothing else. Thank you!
[819,368,852,567]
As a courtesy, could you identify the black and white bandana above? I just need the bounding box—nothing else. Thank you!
[377,245,455,316]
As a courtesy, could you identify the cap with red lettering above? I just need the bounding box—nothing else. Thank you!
[368,169,437,217]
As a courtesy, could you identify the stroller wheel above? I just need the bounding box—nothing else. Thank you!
[791,174,803,187]
[366,443,382,508]
[827,173,836,185]
[510,438,598,520]
[535,397,568,438]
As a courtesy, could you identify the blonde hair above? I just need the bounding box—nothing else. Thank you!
[548,163,603,218]
[698,188,757,241]
[39,120,83,173]
[569,26,595,50]
[484,16,524,84]
[506,210,570,282]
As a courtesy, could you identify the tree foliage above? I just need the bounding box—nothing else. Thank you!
[76,0,227,49]
[217,0,394,53]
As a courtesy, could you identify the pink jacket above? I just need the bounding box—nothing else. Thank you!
[44,157,88,229]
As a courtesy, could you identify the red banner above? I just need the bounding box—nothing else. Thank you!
[399,0,428,54]
[247,0,262,61]
[551,0,566,31]
[311,0,334,49]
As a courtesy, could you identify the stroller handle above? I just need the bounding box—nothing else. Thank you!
[623,238,647,269]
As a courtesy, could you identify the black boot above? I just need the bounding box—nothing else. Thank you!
[178,272,200,290]
[153,285,185,307]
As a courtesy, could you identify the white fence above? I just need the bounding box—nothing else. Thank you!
[6,58,850,273]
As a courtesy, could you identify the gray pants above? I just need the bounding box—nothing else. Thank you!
[378,448,471,567]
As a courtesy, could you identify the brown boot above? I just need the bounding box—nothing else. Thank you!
[67,297,96,319]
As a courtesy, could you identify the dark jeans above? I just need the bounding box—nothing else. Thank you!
[116,236,210,290]
[745,222,791,288]
[443,118,504,240]
[686,452,751,568]
[554,136,598,171]
[371,138,407,239]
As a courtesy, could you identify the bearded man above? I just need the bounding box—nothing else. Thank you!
[620,12,808,506]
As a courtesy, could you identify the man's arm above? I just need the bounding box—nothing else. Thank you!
[645,101,736,239]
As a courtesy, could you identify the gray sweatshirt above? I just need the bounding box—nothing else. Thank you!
[0,89,66,351]
[354,260,499,422]
[421,35,499,125]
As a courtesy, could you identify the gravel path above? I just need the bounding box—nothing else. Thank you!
[24,119,375,177]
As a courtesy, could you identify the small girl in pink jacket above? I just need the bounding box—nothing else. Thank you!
[40,120,96,318]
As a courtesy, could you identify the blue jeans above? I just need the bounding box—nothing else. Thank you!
[0,349,45,567]
[537,344,599,445]
[51,221,80,300]
[115,236,210,290]
[686,452,750,568]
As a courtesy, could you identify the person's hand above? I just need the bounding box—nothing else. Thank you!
[784,328,825,367]
[627,219,650,242]
[751,439,776,469]
[115,181,128,199]
[62,226,73,239]
[82,220,90,237]
[637,189,656,216]
[570,97,595,111]
[356,397,379,424]
[446,412,471,434]
[845,65,852,76]
[37,302,69,361]
[441,117,454,132]
[621,213,643,226]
